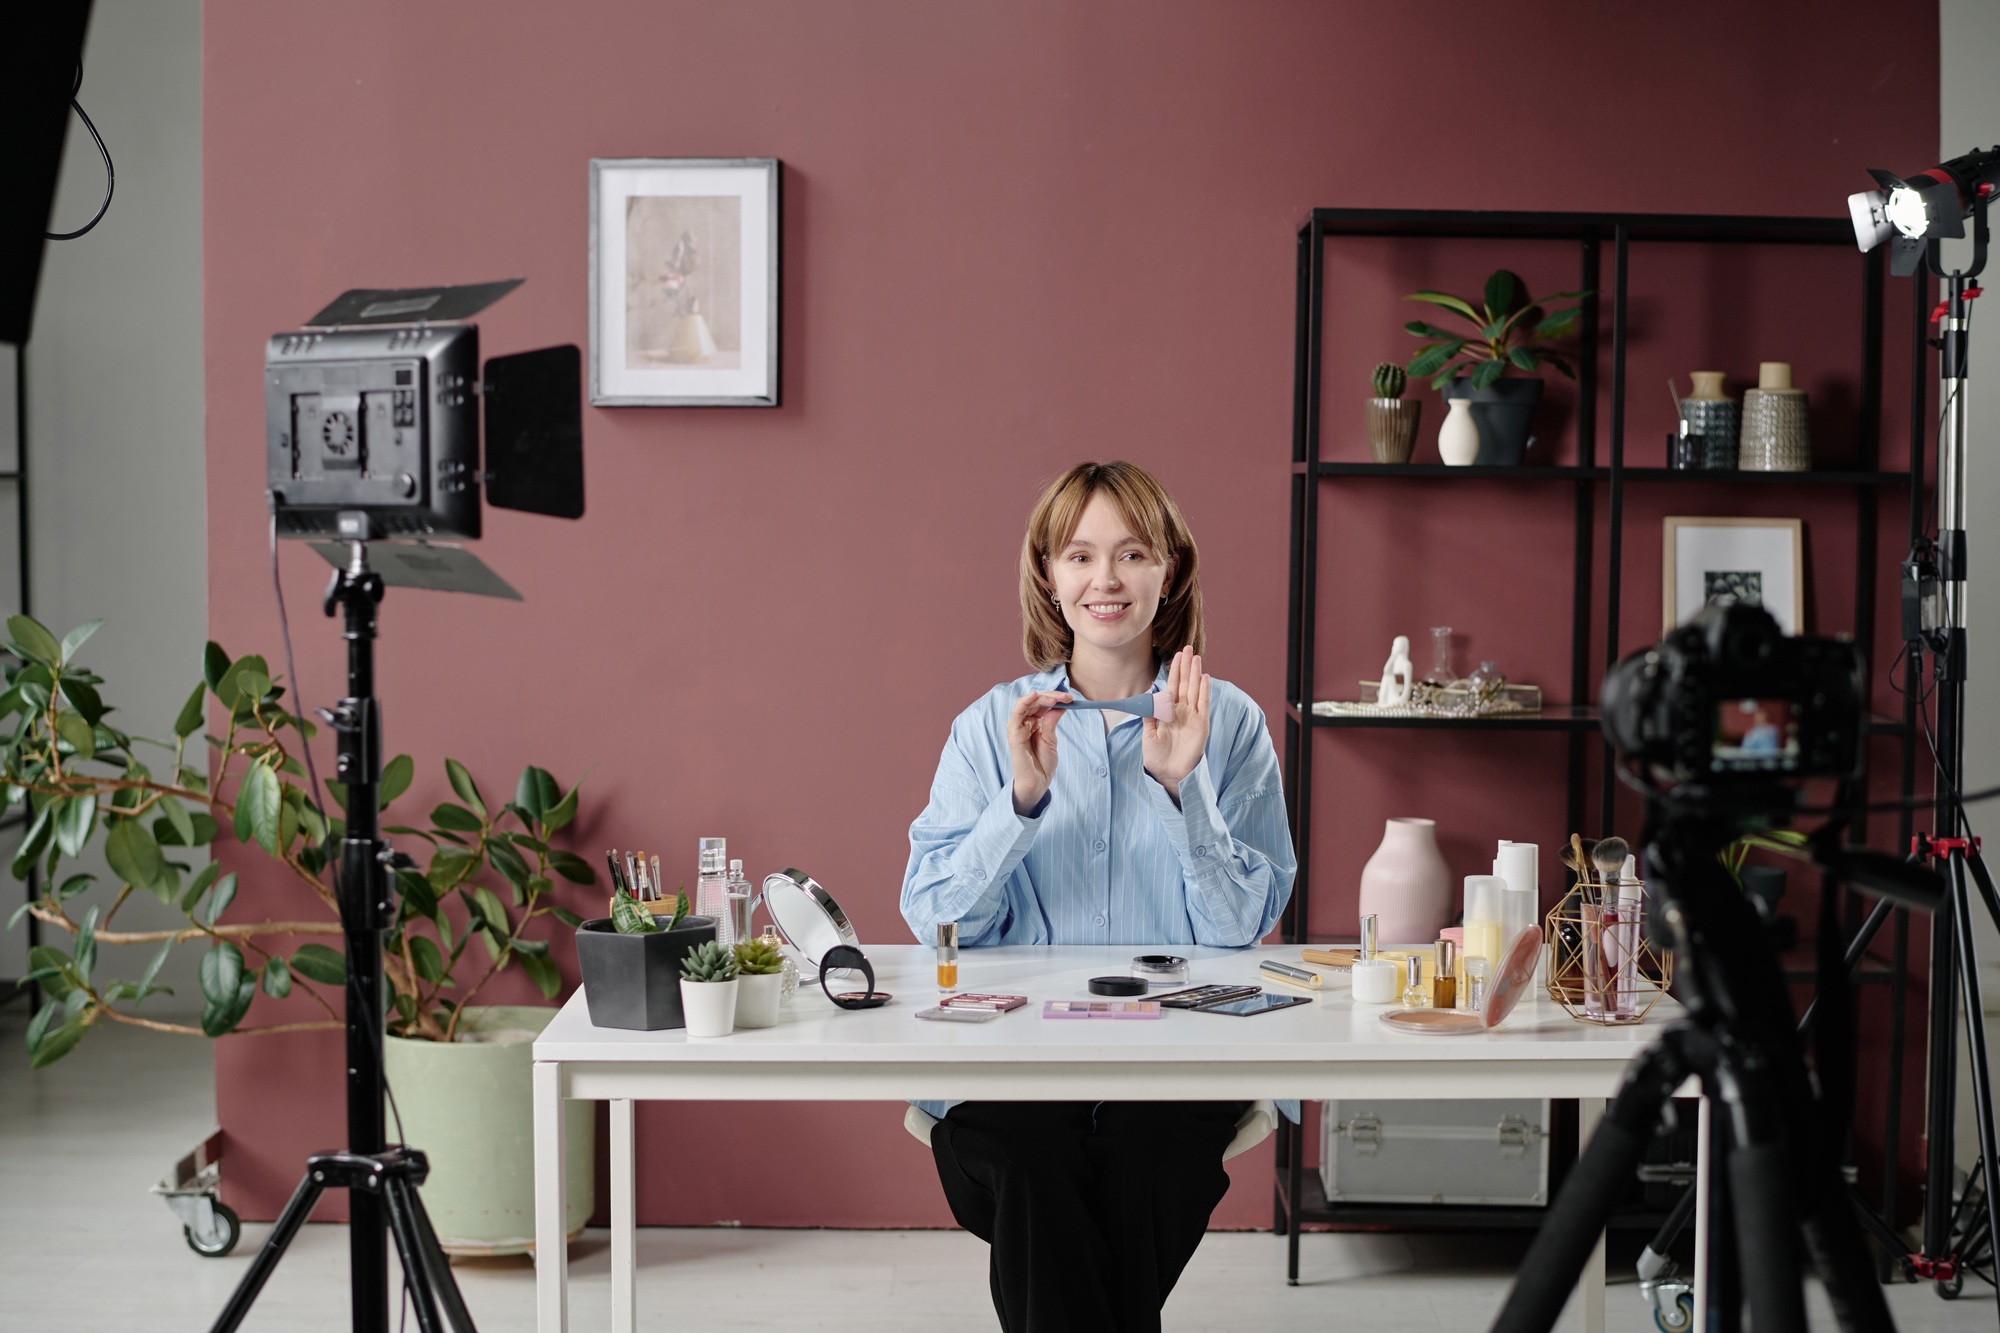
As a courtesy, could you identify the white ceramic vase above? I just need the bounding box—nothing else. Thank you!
[733,971,784,1029]
[679,978,739,1037]
[1357,817,1453,946]
[1438,398,1480,466]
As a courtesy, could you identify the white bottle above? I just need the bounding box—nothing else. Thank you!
[694,837,733,948]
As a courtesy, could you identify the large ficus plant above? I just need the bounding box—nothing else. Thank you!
[1403,268,1589,392]
[5,615,595,1067]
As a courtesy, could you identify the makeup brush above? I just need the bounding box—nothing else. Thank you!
[1591,836,1631,887]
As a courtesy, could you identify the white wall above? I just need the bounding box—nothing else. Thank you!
[2,0,206,1015]
[1940,0,2000,1178]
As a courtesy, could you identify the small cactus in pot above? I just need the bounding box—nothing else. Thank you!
[678,940,741,1036]
[1365,361,1421,464]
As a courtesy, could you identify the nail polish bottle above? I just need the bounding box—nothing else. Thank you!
[1400,954,1429,1008]
[936,921,960,992]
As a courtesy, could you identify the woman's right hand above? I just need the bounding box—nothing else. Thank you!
[1007,690,1071,815]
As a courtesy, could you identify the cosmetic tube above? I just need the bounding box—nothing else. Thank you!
[1351,958,1398,1004]
[1611,880,1641,1020]
[936,921,959,992]
[1431,939,1458,1009]
[1260,960,1322,989]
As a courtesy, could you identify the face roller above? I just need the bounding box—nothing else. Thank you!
[1058,693,1176,721]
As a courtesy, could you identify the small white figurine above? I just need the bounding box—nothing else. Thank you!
[1378,635,1414,707]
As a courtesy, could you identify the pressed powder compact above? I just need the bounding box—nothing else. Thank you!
[1131,954,1190,985]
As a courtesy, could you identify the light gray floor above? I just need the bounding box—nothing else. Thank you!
[2,1009,1991,1332]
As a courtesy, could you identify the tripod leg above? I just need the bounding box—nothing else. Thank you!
[380,1178,447,1333]
[1949,848,2000,1326]
[1800,1155,1899,1333]
[1715,1057,1808,1333]
[1927,865,1962,1269]
[387,1176,479,1333]
[209,1170,326,1333]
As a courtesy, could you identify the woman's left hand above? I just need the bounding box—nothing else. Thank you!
[1143,646,1211,803]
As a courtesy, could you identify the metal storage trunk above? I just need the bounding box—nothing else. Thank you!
[1320,1099,1550,1206]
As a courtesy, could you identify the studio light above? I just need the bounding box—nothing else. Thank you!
[1848,146,2000,274]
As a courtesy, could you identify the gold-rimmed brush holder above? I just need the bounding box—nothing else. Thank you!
[1544,882,1672,1025]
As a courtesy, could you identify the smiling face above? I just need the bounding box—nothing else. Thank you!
[1049,491,1173,667]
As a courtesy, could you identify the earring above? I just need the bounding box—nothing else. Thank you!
[1051,594,1061,608]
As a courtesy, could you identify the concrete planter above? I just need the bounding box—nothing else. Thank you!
[380,1005,593,1256]
[574,916,718,1030]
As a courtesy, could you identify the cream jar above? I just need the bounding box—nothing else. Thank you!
[1350,957,1398,1004]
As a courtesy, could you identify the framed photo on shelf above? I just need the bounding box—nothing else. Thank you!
[1662,516,1804,634]
[589,157,779,407]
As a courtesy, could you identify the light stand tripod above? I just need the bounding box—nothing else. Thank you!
[208,521,477,1333]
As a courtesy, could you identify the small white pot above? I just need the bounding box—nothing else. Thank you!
[678,977,739,1037]
[1438,397,1480,466]
[734,971,784,1029]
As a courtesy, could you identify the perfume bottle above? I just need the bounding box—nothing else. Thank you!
[1464,955,1491,1012]
[761,924,799,1004]
[1431,939,1458,1009]
[726,858,755,944]
[693,836,733,948]
[936,921,960,992]
[1400,954,1429,1008]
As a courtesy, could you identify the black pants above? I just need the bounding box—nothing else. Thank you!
[930,1101,1247,1333]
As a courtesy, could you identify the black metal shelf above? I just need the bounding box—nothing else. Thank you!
[1278,206,1922,1281]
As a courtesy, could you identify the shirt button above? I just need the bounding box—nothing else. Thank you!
[1094,840,1106,852]
[1093,914,1107,927]
[973,869,988,882]
[1096,765,1107,777]
[1195,845,1209,858]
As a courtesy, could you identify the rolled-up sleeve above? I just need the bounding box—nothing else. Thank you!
[901,716,1044,946]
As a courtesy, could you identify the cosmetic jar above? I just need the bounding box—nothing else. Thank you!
[1350,957,1398,1004]
[1089,975,1149,997]
[1131,954,1190,985]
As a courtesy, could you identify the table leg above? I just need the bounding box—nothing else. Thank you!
[612,1099,636,1333]
[1579,1097,1606,1333]
[1693,1094,1710,1321]
[534,1060,567,1333]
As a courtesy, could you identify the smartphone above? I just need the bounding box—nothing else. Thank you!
[1154,983,1262,1010]
[1196,992,1312,1017]
[915,1006,1002,1023]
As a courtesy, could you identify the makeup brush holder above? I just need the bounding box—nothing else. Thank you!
[1543,885,1671,1026]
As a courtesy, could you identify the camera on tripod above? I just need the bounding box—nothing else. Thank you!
[1600,599,1867,791]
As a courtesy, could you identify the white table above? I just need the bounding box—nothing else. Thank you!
[533,944,1701,1333]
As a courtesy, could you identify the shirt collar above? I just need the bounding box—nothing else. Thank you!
[1048,656,1170,701]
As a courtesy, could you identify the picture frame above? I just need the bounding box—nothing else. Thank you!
[589,157,779,407]
[1662,516,1804,634]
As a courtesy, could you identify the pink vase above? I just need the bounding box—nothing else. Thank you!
[1357,818,1452,946]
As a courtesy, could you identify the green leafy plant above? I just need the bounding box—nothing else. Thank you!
[1720,828,1811,886]
[678,940,738,983]
[732,935,783,975]
[1370,362,1406,400]
[1403,269,1590,392]
[4,615,595,1065]
[611,888,688,935]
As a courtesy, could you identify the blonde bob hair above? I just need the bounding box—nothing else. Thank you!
[1018,460,1204,671]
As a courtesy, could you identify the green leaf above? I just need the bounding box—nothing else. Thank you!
[444,759,485,819]
[178,861,221,912]
[105,817,168,898]
[467,886,511,949]
[201,974,255,1037]
[547,850,596,885]
[1508,346,1541,372]
[203,642,231,692]
[430,802,483,833]
[214,655,270,709]
[53,793,96,859]
[238,763,281,855]
[290,943,345,986]
[379,754,414,809]
[59,679,104,727]
[58,619,104,664]
[8,615,61,665]
[1404,290,1486,327]
[198,941,244,1006]
[427,847,481,892]
[519,951,561,999]
[550,905,583,928]
[26,1000,60,1054]
[488,840,531,893]
[1483,269,1519,320]
[610,890,659,935]
[11,799,53,880]
[173,681,207,739]
[543,783,579,836]
[73,905,98,981]
[1470,357,1508,391]
[54,710,94,756]
[514,767,548,821]
[159,796,196,850]
[260,954,292,998]
[136,935,176,997]
[29,1016,87,1067]
[324,778,348,812]
[1407,342,1463,379]
[1402,319,1460,341]
[1540,351,1578,381]
[408,934,445,983]
[1533,306,1581,338]
[26,945,75,998]
[200,873,238,927]
[394,867,439,919]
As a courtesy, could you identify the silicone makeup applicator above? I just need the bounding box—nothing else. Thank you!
[1059,693,1176,722]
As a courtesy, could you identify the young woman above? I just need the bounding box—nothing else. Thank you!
[901,460,1297,1333]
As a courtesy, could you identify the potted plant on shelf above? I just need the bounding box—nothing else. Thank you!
[1364,362,1420,464]
[573,888,718,1031]
[732,933,786,1028]
[678,940,740,1037]
[3,615,596,1253]
[1404,269,1589,465]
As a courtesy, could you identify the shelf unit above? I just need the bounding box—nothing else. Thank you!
[2,345,36,1008]
[1274,208,1924,1280]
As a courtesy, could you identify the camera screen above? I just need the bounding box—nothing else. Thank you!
[1713,698,1799,771]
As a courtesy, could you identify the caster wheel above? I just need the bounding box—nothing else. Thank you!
[1899,1257,1919,1284]
[1936,1271,1964,1300]
[185,1202,240,1257]
[1654,1293,1694,1333]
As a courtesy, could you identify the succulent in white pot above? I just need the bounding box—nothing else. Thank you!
[732,935,785,1029]
[677,940,739,1037]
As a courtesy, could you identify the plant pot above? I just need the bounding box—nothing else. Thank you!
[734,971,784,1029]
[1442,376,1545,465]
[679,977,739,1037]
[1364,398,1420,464]
[381,1005,594,1256]
[574,916,718,1031]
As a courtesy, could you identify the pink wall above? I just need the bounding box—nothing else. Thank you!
[203,1,1939,1227]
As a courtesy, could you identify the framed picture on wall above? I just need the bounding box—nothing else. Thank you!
[589,157,779,406]
[1662,516,1804,634]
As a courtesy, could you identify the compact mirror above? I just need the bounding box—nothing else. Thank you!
[762,867,859,969]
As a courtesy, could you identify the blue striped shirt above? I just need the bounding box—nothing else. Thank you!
[902,659,1299,1122]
